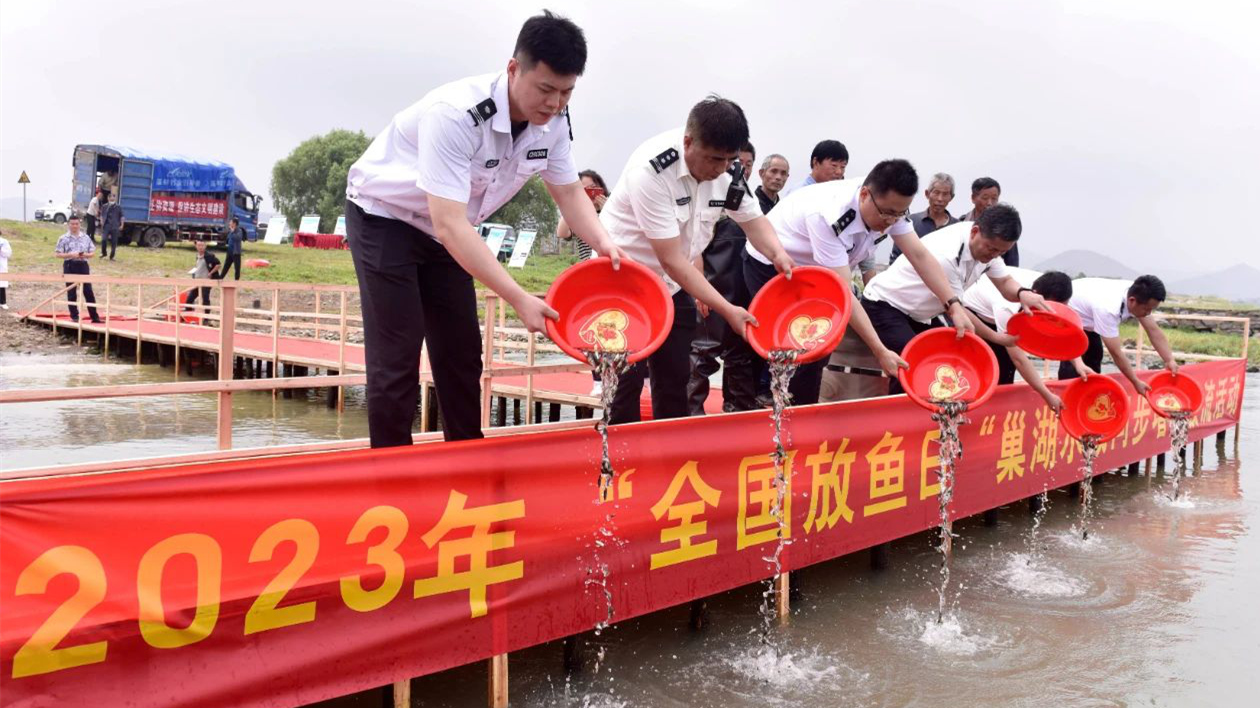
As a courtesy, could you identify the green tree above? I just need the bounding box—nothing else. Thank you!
[487,176,558,236]
[271,129,371,233]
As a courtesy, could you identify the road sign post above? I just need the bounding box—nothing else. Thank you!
[18,170,30,222]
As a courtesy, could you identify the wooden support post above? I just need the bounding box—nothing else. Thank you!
[135,284,143,364]
[513,398,521,425]
[488,654,508,708]
[103,283,111,357]
[337,291,348,411]
[689,599,708,631]
[313,292,321,342]
[391,679,410,708]
[479,295,497,430]
[326,370,339,409]
[524,333,536,424]
[217,284,236,450]
[272,288,281,398]
[774,573,790,622]
[1127,461,1140,476]
[495,396,507,427]
[172,287,181,378]
[76,282,83,346]
[1157,453,1166,471]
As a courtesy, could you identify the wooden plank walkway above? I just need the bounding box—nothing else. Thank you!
[17,311,724,415]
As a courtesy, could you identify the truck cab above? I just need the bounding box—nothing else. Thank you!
[72,145,261,248]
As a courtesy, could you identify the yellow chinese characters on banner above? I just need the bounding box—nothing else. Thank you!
[413,491,525,619]
[649,461,721,570]
[1030,405,1059,475]
[996,411,1027,483]
[803,439,856,533]
[737,452,795,550]
[864,431,907,516]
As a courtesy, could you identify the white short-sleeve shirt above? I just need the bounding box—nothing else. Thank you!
[746,179,913,270]
[863,221,1011,322]
[962,266,1040,333]
[1067,277,1133,338]
[600,129,764,293]
[346,71,579,239]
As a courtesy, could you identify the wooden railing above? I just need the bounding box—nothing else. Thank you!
[1,273,592,463]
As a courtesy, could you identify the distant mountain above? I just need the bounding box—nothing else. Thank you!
[1170,264,1260,302]
[1034,250,1140,279]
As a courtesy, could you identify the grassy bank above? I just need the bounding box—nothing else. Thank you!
[0,219,577,294]
[1118,321,1257,368]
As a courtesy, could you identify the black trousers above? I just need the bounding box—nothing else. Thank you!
[0,287,7,306]
[347,200,482,447]
[687,232,753,414]
[1058,330,1104,380]
[84,215,97,243]
[185,286,212,314]
[860,297,935,395]
[969,309,1017,385]
[63,259,100,322]
[101,229,118,259]
[223,253,242,280]
[723,253,832,408]
[610,290,696,425]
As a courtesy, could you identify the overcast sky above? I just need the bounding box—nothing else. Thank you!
[2,0,1257,278]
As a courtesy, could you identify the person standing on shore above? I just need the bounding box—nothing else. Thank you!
[54,216,101,323]
[344,11,626,448]
[185,239,221,314]
[85,191,102,245]
[99,193,124,261]
[0,233,11,310]
[223,218,244,280]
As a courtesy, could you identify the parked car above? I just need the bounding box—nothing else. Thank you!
[34,200,74,224]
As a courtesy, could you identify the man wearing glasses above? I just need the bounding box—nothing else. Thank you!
[725,159,967,407]
[862,203,1048,395]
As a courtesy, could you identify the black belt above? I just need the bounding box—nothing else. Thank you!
[826,364,886,377]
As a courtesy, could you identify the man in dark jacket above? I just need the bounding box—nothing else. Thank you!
[99,192,124,261]
[223,218,245,280]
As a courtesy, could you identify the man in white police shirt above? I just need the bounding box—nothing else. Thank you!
[862,203,1049,395]
[600,96,794,424]
[345,12,625,447]
[1059,274,1177,395]
[726,159,971,408]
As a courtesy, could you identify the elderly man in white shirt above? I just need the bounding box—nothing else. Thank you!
[862,203,1049,395]
[725,159,970,408]
[962,267,1074,411]
[1058,275,1176,394]
[344,11,626,448]
[600,96,794,424]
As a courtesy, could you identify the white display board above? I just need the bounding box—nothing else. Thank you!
[333,216,347,236]
[298,214,321,233]
[484,226,509,256]
[263,216,289,245]
[507,229,537,268]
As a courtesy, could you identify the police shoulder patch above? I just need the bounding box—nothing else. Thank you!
[832,208,857,236]
[467,98,497,127]
[649,148,680,174]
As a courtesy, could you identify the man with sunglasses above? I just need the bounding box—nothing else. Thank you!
[724,159,969,408]
[862,203,1049,395]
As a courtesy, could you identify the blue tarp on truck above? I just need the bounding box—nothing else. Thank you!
[72,144,260,247]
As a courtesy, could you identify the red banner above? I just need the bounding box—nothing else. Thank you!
[0,361,1245,708]
[149,196,228,220]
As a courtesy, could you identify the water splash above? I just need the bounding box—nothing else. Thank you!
[930,400,968,623]
[895,607,1000,656]
[584,350,632,674]
[760,349,801,637]
[1026,487,1050,559]
[997,553,1088,598]
[1076,435,1101,540]
[1165,413,1193,501]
